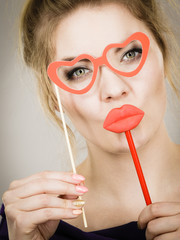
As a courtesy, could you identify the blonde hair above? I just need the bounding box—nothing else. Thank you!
[19,0,180,139]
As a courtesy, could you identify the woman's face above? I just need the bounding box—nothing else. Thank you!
[54,3,166,153]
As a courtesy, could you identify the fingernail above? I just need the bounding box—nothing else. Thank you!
[76,185,88,193]
[73,200,85,207]
[72,209,82,215]
[72,174,85,181]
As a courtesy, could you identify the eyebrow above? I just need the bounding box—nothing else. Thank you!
[114,40,137,53]
[61,57,76,61]
[61,57,92,62]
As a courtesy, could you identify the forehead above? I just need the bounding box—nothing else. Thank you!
[55,3,149,60]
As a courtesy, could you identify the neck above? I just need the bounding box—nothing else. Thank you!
[80,123,178,202]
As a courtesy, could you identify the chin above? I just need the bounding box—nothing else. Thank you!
[103,133,134,154]
[109,136,150,156]
[130,126,157,151]
[116,126,154,153]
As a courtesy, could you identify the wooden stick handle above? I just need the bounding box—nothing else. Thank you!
[55,85,88,227]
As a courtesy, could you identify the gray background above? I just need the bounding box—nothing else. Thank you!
[0,0,180,205]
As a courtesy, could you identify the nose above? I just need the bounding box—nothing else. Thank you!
[98,66,130,102]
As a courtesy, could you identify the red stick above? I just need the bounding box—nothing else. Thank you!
[125,130,152,205]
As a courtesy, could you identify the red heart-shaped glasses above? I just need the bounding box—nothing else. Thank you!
[47,32,150,94]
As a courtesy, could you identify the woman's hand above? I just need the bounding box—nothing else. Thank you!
[2,171,88,240]
[138,202,180,240]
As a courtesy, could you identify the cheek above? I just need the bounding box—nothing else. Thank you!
[62,94,86,122]
[139,49,166,132]
[147,66,166,123]
[61,91,99,132]
[138,46,166,105]
[130,51,166,148]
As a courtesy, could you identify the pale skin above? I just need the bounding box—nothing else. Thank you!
[2,3,180,240]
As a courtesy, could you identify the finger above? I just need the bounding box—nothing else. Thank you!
[153,230,180,240]
[16,179,88,198]
[30,208,83,222]
[138,202,180,229]
[10,194,85,212]
[10,208,82,235]
[60,194,78,200]
[145,214,180,240]
[3,179,88,204]
[9,171,85,190]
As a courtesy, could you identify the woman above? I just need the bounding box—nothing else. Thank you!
[1,0,180,239]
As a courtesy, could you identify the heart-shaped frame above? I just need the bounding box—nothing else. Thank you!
[47,32,150,94]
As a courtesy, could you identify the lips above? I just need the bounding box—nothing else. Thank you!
[103,104,144,133]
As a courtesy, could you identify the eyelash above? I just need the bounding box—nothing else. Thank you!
[66,67,90,81]
[121,47,142,62]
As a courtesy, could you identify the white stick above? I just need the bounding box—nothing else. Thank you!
[54,84,88,228]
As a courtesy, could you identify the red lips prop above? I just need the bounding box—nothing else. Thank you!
[103,104,144,133]
[103,104,152,206]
